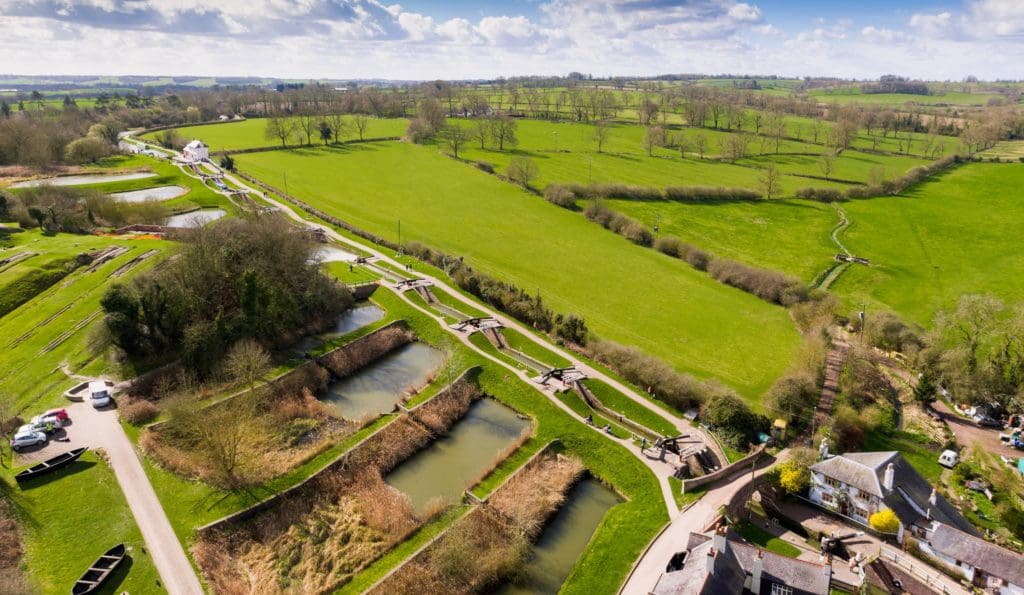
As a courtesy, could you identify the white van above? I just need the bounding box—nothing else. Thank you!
[89,381,112,408]
[939,449,959,468]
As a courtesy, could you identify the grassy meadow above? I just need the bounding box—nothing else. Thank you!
[808,88,1002,107]
[238,141,802,399]
[142,116,409,151]
[835,163,1024,324]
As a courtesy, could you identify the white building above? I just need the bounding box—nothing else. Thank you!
[808,451,976,543]
[182,139,209,162]
[919,522,1024,595]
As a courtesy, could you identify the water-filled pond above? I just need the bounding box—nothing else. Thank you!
[322,342,442,421]
[496,477,620,595]
[292,303,385,354]
[312,245,357,263]
[109,185,186,202]
[10,172,156,188]
[163,208,227,228]
[386,398,530,511]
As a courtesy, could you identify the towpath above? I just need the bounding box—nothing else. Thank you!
[199,159,730,518]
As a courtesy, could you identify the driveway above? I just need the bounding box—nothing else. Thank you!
[932,400,1023,460]
[14,400,203,595]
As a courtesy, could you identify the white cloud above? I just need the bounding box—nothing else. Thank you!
[861,25,904,43]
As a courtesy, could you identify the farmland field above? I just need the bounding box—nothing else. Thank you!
[451,118,930,193]
[238,141,802,399]
[835,163,1024,324]
[808,88,1001,107]
[142,116,409,151]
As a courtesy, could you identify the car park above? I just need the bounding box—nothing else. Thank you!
[10,429,47,451]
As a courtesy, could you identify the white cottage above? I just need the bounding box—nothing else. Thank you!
[182,139,209,162]
[919,522,1024,595]
[808,451,976,542]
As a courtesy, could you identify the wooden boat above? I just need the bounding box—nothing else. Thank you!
[71,543,126,595]
[14,447,87,483]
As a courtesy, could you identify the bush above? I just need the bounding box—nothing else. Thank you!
[774,460,810,495]
[654,235,684,257]
[64,136,113,164]
[865,311,922,353]
[701,391,768,450]
[587,340,709,411]
[475,161,495,174]
[543,184,576,209]
[707,258,809,306]
[869,508,900,533]
[795,187,845,202]
[683,245,710,271]
[664,186,760,201]
[568,183,662,201]
[764,371,818,426]
[621,221,653,246]
[121,398,160,424]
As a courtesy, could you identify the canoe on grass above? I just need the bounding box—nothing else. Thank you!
[71,543,126,595]
[15,447,87,483]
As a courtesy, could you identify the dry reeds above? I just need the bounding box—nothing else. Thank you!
[410,380,480,435]
[318,325,414,378]
[465,425,533,493]
[0,499,28,595]
[488,453,585,538]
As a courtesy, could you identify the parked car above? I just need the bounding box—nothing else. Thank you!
[939,449,960,468]
[31,412,66,429]
[976,415,1004,428]
[40,408,69,422]
[89,381,112,408]
[19,418,60,435]
[10,429,47,451]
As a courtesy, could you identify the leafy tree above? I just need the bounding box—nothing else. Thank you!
[27,207,45,230]
[318,121,332,145]
[219,154,235,171]
[0,101,9,119]
[913,371,937,404]
[64,136,111,164]
[778,460,810,494]
[869,508,900,533]
[439,123,470,159]
[490,115,518,150]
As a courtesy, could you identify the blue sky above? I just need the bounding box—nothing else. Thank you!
[0,1,1021,80]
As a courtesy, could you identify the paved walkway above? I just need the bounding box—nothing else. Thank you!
[21,401,203,594]
[815,330,848,427]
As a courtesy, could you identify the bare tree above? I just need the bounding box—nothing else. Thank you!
[296,110,317,145]
[326,112,349,143]
[818,152,836,180]
[439,123,470,159]
[225,338,270,389]
[593,120,611,153]
[759,164,781,199]
[673,132,689,158]
[720,133,750,162]
[264,116,295,148]
[472,118,491,149]
[490,115,518,151]
[693,133,708,159]
[352,115,370,141]
[642,125,666,156]
[507,156,539,188]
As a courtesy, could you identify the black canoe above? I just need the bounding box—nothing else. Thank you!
[14,447,87,483]
[71,543,126,595]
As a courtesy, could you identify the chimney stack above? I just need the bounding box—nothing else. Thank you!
[706,548,717,576]
[883,462,895,491]
[713,526,728,554]
[750,549,764,595]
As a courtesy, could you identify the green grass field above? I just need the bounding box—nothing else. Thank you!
[603,197,836,282]
[2,451,161,594]
[238,141,801,399]
[981,141,1024,161]
[809,88,1001,107]
[449,118,929,193]
[834,163,1024,324]
[141,117,409,151]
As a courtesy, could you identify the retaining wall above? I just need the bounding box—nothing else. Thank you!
[681,443,767,493]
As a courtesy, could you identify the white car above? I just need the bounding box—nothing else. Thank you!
[89,380,112,408]
[10,429,47,451]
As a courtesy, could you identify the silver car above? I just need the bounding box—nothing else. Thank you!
[10,429,47,451]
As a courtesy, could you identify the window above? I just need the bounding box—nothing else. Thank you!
[820,492,834,505]
[855,507,869,519]
[770,584,794,595]
[855,490,870,502]
[824,477,841,489]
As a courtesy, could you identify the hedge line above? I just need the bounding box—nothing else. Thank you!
[545,183,761,204]
[796,154,962,202]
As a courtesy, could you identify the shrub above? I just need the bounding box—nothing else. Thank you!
[568,183,662,201]
[64,136,112,164]
[664,186,760,201]
[775,460,810,495]
[795,187,845,202]
[587,339,709,411]
[707,258,809,306]
[869,508,900,533]
[475,161,495,174]
[621,221,653,246]
[701,391,768,450]
[682,245,710,271]
[543,184,576,209]
[865,311,922,353]
[763,371,818,426]
[120,398,160,425]
[654,235,684,258]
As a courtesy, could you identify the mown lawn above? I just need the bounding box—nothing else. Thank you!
[238,141,801,400]
[142,116,409,151]
[734,519,802,558]
[835,163,1024,325]
[2,451,161,594]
